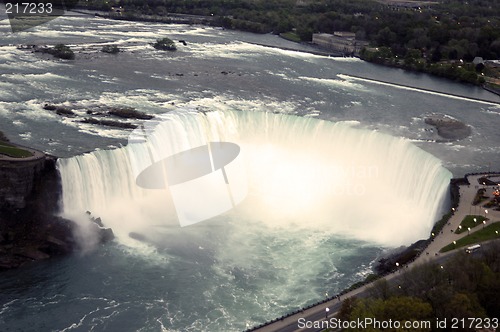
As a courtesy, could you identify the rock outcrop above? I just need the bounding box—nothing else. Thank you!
[0,155,47,210]
[0,144,114,271]
[424,114,472,140]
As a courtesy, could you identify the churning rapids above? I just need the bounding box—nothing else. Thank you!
[1,13,499,332]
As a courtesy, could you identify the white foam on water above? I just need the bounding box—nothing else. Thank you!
[0,103,11,117]
[184,42,253,60]
[299,75,368,91]
[482,107,500,116]
[0,46,19,62]
[4,72,72,82]
[264,70,298,82]
[183,41,323,62]
[71,121,131,139]
[327,56,363,62]
[339,74,499,106]
[19,131,32,140]
[339,120,361,126]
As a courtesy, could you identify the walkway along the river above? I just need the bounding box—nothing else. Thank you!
[248,172,500,332]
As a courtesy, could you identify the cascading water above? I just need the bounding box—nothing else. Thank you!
[50,109,456,331]
[57,109,451,247]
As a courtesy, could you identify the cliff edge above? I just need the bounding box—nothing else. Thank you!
[0,135,113,270]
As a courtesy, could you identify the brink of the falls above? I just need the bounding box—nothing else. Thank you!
[57,110,452,247]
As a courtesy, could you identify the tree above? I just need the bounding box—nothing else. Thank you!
[368,278,391,300]
[376,27,397,47]
[349,296,432,331]
[337,297,358,321]
[442,293,487,329]
[430,47,442,62]
[296,25,313,41]
[404,49,422,66]
[490,38,500,58]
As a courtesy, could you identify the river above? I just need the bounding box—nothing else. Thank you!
[0,13,499,332]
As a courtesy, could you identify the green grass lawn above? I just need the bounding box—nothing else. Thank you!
[455,215,487,234]
[279,32,301,43]
[441,221,500,252]
[0,142,33,158]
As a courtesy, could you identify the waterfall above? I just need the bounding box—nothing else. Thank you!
[57,110,452,247]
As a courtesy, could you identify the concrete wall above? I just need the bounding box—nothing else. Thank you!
[312,32,369,55]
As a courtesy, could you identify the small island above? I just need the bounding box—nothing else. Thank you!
[424,114,472,141]
[38,44,75,60]
[101,45,120,54]
[153,37,177,51]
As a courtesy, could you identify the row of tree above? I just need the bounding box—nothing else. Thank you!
[80,0,500,61]
[337,242,500,331]
[360,47,486,85]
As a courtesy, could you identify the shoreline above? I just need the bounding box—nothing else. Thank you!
[343,74,500,105]
[64,9,500,100]
[244,41,344,58]
[248,172,500,332]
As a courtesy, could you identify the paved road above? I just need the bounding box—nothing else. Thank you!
[416,174,500,265]
[250,173,500,332]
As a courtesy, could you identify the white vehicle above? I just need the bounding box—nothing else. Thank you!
[465,244,481,253]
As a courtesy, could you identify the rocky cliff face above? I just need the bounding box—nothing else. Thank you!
[0,153,114,270]
[0,157,47,210]
[0,154,72,269]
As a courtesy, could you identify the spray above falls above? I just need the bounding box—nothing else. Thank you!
[57,109,452,247]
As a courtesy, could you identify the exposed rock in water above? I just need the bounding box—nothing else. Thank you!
[81,117,137,129]
[43,104,75,117]
[99,227,115,243]
[424,114,471,140]
[0,144,114,271]
[92,217,104,228]
[34,44,75,60]
[86,212,114,243]
[42,103,153,122]
[107,106,154,120]
[374,239,428,274]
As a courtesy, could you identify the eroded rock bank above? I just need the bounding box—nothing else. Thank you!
[0,137,113,271]
[43,103,155,129]
[424,114,472,141]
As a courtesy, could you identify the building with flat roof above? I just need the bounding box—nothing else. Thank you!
[312,32,369,56]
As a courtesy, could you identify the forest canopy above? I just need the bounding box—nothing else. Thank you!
[80,0,500,61]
